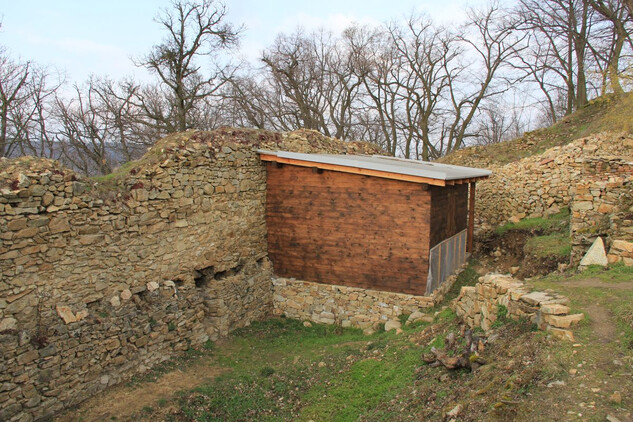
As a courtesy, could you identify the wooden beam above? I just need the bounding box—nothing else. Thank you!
[450,176,489,185]
[261,153,490,186]
[467,182,476,253]
[260,154,446,186]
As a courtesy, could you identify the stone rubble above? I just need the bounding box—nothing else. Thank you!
[461,134,633,226]
[453,273,583,341]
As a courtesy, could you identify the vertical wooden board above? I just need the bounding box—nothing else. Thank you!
[265,163,431,295]
[429,184,468,248]
[467,182,476,253]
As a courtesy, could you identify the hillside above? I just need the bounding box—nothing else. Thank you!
[439,93,633,168]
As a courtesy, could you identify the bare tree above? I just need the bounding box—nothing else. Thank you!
[54,80,119,175]
[136,0,240,133]
[441,4,526,155]
[0,48,31,157]
[474,98,529,145]
[345,5,521,159]
[10,66,63,159]
[515,0,595,115]
[385,16,459,159]
[0,44,63,158]
[588,0,633,94]
[223,28,366,141]
[345,24,402,155]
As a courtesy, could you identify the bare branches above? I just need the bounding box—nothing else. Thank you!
[588,0,633,94]
[0,50,31,157]
[0,49,63,159]
[3,0,632,173]
[137,0,241,132]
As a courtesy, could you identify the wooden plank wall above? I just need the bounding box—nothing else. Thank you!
[265,163,432,295]
[429,184,469,248]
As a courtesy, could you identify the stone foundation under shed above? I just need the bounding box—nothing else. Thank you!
[272,271,460,329]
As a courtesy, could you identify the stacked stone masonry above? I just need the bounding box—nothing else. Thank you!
[443,132,633,266]
[453,273,584,341]
[272,271,460,330]
[569,158,633,265]
[0,128,381,421]
[461,134,633,228]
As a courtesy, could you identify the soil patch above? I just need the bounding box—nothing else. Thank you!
[55,357,227,422]
[584,304,617,343]
[476,230,567,277]
[476,230,528,273]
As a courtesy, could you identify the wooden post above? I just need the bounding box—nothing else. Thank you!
[467,182,475,253]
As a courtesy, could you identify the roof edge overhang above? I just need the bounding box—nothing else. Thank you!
[258,150,490,187]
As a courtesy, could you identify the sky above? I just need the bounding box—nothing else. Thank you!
[0,0,489,85]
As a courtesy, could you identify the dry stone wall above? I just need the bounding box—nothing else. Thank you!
[0,128,381,421]
[446,132,633,267]
[272,271,460,330]
[470,134,633,228]
[453,273,584,341]
[569,158,633,265]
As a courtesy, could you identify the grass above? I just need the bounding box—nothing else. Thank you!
[542,261,633,284]
[524,233,571,258]
[581,261,633,283]
[513,264,633,421]
[160,310,530,421]
[89,131,194,192]
[173,318,413,421]
[299,347,420,421]
[91,160,139,185]
[530,263,633,354]
[495,207,570,236]
[439,259,480,305]
[490,207,572,272]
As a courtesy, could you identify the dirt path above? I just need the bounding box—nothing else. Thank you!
[559,277,633,290]
[55,357,226,422]
[584,303,617,343]
[555,277,630,344]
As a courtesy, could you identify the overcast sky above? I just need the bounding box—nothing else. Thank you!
[0,0,489,84]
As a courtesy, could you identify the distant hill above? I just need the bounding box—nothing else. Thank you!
[439,93,633,168]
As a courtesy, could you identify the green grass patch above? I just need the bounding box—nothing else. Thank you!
[541,261,633,285]
[440,92,633,168]
[579,262,633,283]
[524,234,571,258]
[91,160,139,184]
[298,347,420,421]
[162,317,430,421]
[439,259,480,305]
[495,207,570,236]
[491,305,510,328]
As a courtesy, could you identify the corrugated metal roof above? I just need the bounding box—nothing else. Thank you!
[258,150,491,181]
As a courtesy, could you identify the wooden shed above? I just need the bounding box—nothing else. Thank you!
[259,151,491,296]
